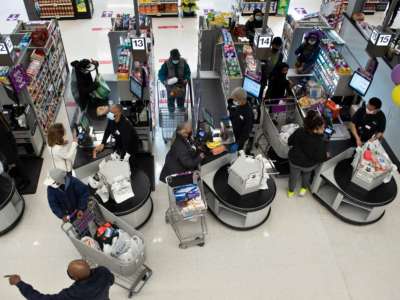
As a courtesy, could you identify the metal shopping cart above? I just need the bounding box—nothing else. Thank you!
[61,200,152,298]
[158,80,192,143]
[165,171,208,249]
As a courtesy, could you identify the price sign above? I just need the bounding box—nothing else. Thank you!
[257,35,272,48]
[131,38,146,50]
[0,43,7,54]
[376,34,392,46]
[370,29,379,45]
[5,36,13,53]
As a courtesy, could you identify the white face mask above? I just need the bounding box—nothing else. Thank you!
[255,16,263,21]
[107,112,115,121]
[233,100,240,106]
[366,108,375,115]
[172,60,180,65]
[50,182,61,189]
[308,40,317,45]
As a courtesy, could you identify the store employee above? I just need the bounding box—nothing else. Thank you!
[93,104,140,163]
[350,97,386,147]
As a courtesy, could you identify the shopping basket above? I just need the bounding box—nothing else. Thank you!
[165,171,208,249]
[61,199,152,298]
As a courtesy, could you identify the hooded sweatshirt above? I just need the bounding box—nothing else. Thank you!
[16,267,115,300]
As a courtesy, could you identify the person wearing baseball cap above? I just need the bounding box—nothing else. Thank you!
[45,169,89,222]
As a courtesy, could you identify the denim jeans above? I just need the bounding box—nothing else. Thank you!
[288,162,318,192]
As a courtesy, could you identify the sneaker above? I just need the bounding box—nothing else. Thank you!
[287,190,295,198]
[299,187,308,197]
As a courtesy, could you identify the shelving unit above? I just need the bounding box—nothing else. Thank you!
[320,0,349,30]
[238,0,278,15]
[182,0,198,17]
[23,0,93,20]
[138,0,179,16]
[362,0,389,14]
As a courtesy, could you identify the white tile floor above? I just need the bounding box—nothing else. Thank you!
[1,1,400,299]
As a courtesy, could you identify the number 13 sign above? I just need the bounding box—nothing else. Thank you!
[131,38,146,50]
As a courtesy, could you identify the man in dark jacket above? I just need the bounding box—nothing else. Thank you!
[245,8,263,45]
[160,122,205,183]
[94,104,140,168]
[47,169,89,222]
[158,49,191,113]
[228,87,254,150]
[7,259,114,300]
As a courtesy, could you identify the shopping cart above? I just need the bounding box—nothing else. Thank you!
[158,80,191,143]
[61,199,152,298]
[165,171,208,249]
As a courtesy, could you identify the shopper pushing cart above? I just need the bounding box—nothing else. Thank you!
[61,199,152,298]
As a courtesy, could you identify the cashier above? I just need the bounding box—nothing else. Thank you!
[350,97,386,147]
[228,87,254,150]
[245,8,263,45]
[93,104,140,164]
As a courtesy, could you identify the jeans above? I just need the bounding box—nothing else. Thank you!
[288,162,318,192]
[166,86,186,113]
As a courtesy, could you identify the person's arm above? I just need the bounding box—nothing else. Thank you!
[57,142,78,164]
[309,47,320,64]
[16,281,70,300]
[47,189,64,219]
[101,121,113,146]
[183,62,191,81]
[73,178,89,211]
[97,266,115,286]
[313,140,328,163]
[287,129,298,146]
[374,114,386,140]
[177,142,202,169]
[158,63,168,84]
[350,109,363,146]
[294,44,304,56]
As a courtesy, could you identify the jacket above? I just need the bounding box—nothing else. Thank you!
[229,101,254,150]
[160,134,202,183]
[16,266,114,300]
[288,128,327,168]
[47,175,89,219]
[294,43,320,66]
[245,16,263,44]
[158,59,191,83]
[266,73,292,99]
[101,117,140,158]
[49,142,78,172]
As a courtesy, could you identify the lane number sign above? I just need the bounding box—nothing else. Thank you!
[257,36,272,48]
[0,36,14,55]
[370,30,392,47]
[131,38,146,50]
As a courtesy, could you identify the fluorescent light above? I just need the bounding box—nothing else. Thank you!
[107,4,133,8]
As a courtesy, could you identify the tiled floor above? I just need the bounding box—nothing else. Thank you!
[1,1,400,300]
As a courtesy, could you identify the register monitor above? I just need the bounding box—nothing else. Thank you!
[349,71,372,96]
[243,76,261,98]
[130,76,144,100]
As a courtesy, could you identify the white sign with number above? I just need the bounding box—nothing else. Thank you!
[257,35,272,48]
[376,34,392,46]
[131,38,146,50]
[370,30,379,45]
[5,36,13,53]
[0,43,7,54]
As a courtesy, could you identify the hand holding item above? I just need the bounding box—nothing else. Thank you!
[5,275,21,286]
[167,77,178,86]
[62,215,69,223]
[77,210,84,219]
[95,144,105,153]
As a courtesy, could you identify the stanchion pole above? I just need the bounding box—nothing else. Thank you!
[133,0,140,36]
[262,0,271,33]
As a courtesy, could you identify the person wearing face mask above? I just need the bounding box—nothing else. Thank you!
[266,62,292,99]
[46,169,89,222]
[228,87,254,151]
[94,104,140,165]
[47,123,78,175]
[245,8,264,45]
[350,97,386,147]
[160,122,205,183]
[287,110,328,198]
[6,259,114,300]
[260,37,284,96]
[158,49,191,113]
[294,31,321,74]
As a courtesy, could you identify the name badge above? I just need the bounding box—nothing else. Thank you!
[365,125,371,130]
[115,130,121,135]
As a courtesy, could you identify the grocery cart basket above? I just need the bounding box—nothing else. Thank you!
[158,80,191,143]
[257,98,303,159]
[165,171,208,249]
[61,199,152,298]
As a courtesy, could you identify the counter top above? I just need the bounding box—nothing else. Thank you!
[212,164,276,213]
[0,175,15,210]
[332,158,397,207]
[97,168,151,216]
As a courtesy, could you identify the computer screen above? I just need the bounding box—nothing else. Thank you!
[243,76,261,98]
[349,71,372,96]
[80,113,90,132]
[130,76,143,99]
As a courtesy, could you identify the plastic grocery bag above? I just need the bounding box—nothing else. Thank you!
[91,73,111,100]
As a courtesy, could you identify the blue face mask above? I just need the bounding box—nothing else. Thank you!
[255,16,263,21]
[107,112,115,121]
[172,60,180,65]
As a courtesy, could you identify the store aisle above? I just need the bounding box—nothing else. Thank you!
[1,1,400,300]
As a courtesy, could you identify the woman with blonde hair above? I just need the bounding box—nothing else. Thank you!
[47,123,78,174]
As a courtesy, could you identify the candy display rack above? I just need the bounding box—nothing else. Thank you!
[23,0,94,20]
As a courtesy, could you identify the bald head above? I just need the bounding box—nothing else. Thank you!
[67,260,91,281]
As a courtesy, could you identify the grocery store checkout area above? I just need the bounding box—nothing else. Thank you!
[68,81,155,229]
[288,72,398,225]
